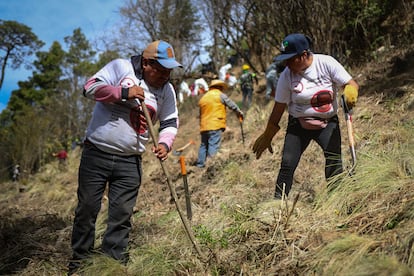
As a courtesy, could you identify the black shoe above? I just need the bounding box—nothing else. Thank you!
[67,260,81,276]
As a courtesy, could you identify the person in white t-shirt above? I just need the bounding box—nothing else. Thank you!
[192,77,209,96]
[219,63,238,88]
[253,33,359,200]
[68,40,182,274]
[219,63,232,81]
[178,80,191,103]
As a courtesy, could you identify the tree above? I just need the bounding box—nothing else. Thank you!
[198,0,406,71]
[0,28,119,178]
[117,0,201,72]
[60,28,98,142]
[2,42,66,174]
[7,41,65,114]
[0,20,44,91]
[199,0,276,72]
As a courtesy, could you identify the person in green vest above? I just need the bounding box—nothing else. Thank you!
[196,79,244,168]
[239,64,258,110]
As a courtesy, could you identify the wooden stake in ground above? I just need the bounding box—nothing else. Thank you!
[179,156,192,221]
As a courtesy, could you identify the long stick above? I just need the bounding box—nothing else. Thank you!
[173,139,195,156]
[139,100,205,260]
[176,140,195,152]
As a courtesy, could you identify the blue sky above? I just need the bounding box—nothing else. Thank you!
[0,0,122,112]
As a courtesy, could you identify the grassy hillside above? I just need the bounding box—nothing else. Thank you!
[0,46,413,275]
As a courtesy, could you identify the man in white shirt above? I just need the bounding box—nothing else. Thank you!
[68,40,182,274]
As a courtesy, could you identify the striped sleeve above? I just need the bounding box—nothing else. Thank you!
[157,84,179,151]
[83,59,131,102]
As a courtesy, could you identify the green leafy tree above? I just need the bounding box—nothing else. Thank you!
[7,41,65,116]
[7,106,54,173]
[2,42,66,174]
[59,28,97,144]
[0,20,44,90]
[0,28,117,178]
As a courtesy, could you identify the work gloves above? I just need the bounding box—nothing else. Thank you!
[252,124,280,159]
[343,85,358,109]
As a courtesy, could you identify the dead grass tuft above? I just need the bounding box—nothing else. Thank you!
[1,49,414,275]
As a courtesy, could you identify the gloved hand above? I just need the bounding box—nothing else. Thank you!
[252,125,280,159]
[343,85,358,109]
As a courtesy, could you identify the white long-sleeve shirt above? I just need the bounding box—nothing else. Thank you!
[83,58,178,156]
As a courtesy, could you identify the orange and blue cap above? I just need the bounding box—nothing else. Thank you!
[142,40,182,69]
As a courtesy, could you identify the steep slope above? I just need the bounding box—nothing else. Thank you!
[0,46,413,275]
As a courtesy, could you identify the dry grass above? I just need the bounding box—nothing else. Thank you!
[1,48,414,275]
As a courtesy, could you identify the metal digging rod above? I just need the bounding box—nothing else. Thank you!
[139,100,206,260]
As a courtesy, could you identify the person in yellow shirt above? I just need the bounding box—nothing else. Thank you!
[196,79,244,168]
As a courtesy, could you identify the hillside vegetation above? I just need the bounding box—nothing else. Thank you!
[0,46,413,275]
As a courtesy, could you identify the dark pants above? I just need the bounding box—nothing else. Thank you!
[70,143,142,267]
[275,116,342,197]
[242,87,253,110]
